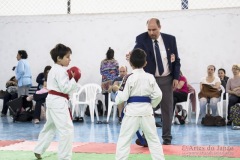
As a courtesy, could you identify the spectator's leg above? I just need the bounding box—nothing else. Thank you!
[199,98,207,120]
[103,93,108,115]
[1,93,12,116]
[228,95,239,120]
[34,101,44,121]
[118,103,124,118]
[209,97,219,116]
[173,92,188,112]
[33,93,48,122]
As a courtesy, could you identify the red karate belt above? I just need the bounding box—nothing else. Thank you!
[48,90,72,120]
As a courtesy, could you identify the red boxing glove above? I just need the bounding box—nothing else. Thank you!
[67,66,81,82]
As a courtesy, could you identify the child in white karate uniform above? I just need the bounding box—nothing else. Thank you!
[34,44,80,160]
[115,48,165,160]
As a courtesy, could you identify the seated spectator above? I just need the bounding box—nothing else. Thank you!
[36,65,51,90]
[108,66,127,123]
[173,71,188,112]
[27,81,48,124]
[218,68,229,99]
[29,67,51,124]
[226,64,240,125]
[1,76,18,117]
[198,65,221,120]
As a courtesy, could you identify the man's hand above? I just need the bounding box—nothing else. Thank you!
[170,54,175,63]
[112,85,119,92]
[172,79,179,89]
[233,87,240,92]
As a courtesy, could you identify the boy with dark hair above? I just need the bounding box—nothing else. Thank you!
[115,48,165,160]
[34,44,80,160]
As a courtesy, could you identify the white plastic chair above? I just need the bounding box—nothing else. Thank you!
[72,90,87,119]
[106,93,118,123]
[69,84,85,119]
[71,83,102,123]
[217,85,226,118]
[224,93,229,122]
[195,93,200,124]
[174,92,193,123]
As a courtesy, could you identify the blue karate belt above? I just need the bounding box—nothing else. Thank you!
[127,96,151,103]
[122,96,151,146]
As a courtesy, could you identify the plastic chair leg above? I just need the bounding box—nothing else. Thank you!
[71,104,75,119]
[196,106,199,124]
[94,104,100,121]
[112,105,117,121]
[80,105,86,118]
[107,104,113,122]
[90,102,95,123]
[75,104,80,118]
[188,103,192,123]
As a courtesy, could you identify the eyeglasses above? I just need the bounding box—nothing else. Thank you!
[208,68,214,71]
[232,67,239,70]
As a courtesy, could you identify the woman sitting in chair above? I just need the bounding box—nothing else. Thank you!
[27,81,48,124]
[173,71,189,112]
[198,65,221,120]
[226,64,240,125]
[1,76,18,117]
[218,68,229,100]
[27,68,50,124]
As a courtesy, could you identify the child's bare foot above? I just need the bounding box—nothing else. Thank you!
[34,153,42,159]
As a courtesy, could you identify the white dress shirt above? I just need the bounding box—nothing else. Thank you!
[152,35,170,77]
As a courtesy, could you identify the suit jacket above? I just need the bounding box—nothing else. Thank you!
[134,32,181,80]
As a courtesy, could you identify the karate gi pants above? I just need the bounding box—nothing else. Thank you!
[116,115,165,160]
[34,104,73,160]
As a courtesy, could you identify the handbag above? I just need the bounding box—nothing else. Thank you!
[201,114,226,126]
[198,84,220,99]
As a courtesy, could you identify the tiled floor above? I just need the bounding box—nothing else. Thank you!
[0,109,239,147]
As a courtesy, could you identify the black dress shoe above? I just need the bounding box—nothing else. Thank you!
[73,117,79,122]
[155,122,162,127]
[118,117,122,124]
[163,140,171,145]
[135,138,148,147]
[79,117,84,122]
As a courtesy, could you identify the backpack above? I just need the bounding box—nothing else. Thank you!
[7,95,34,122]
[201,114,226,126]
[229,103,240,129]
[15,108,34,122]
[174,105,187,125]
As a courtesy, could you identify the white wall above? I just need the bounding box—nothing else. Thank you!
[0,8,240,89]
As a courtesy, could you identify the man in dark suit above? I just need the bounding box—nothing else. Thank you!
[130,18,181,145]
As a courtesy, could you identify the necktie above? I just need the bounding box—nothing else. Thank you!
[154,40,164,75]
